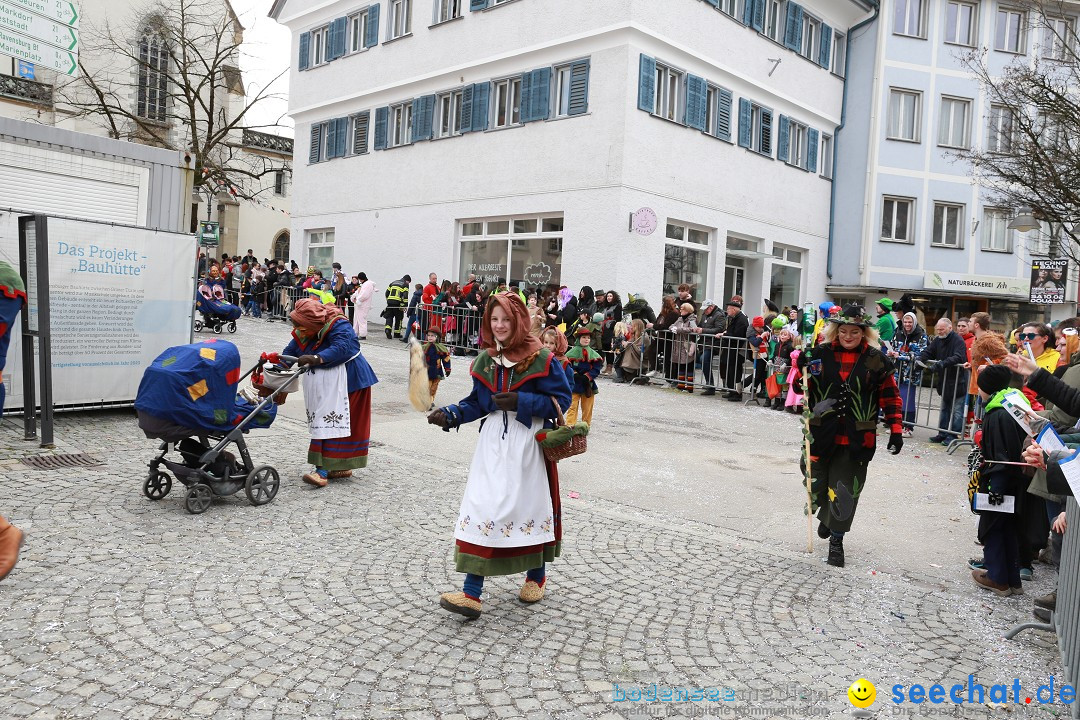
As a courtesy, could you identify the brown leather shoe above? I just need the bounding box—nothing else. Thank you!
[439,591,482,619]
[519,580,545,604]
[0,517,25,582]
[972,569,1011,597]
[326,470,353,479]
[302,471,328,488]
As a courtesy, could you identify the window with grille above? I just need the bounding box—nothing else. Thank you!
[137,33,169,122]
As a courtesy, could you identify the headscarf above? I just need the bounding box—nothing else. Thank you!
[558,287,574,310]
[481,292,543,364]
[289,297,346,347]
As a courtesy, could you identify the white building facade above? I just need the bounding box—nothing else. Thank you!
[271,0,873,324]
[831,0,1077,328]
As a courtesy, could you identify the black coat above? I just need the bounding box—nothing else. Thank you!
[724,311,749,340]
[919,331,968,397]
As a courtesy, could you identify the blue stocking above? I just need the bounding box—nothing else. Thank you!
[463,573,484,600]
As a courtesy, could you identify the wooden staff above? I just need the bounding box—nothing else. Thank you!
[802,360,814,553]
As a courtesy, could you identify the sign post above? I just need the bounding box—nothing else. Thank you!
[0,6,79,50]
[4,0,79,27]
[0,0,79,76]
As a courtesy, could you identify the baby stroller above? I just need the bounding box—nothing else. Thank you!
[134,339,305,514]
[194,278,241,334]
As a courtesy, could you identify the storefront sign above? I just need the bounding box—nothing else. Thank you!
[922,271,1028,299]
[1030,259,1068,304]
[466,262,505,286]
[630,207,657,236]
[521,261,552,289]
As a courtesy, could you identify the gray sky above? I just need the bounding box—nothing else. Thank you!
[231,0,293,134]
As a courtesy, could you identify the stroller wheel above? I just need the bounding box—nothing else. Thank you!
[184,483,213,514]
[227,321,237,334]
[213,322,223,335]
[245,465,280,506]
[194,320,204,332]
[143,471,172,500]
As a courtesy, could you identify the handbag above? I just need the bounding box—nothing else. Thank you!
[537,397,588,462]
[766,374,781,399]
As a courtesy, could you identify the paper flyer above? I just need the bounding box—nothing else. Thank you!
[1037,424,1067,454]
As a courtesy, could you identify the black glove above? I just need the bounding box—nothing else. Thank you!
[427,410,448,427]
[988,491,1005,506]
[296,354,322,367]
[493,392,518,411]
[887,433,904,455]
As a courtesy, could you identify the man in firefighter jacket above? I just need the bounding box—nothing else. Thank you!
[384,274,411,339]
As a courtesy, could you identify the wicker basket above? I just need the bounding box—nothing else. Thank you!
[542,397,587,462]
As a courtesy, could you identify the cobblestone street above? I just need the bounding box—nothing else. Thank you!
[0,316,1064,719]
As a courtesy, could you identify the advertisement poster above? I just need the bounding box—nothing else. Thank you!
[1029,259,1068,304]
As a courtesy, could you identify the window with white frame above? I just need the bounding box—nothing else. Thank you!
[764,0,786,41]
[749,102,773,155]
[820,134,834,178]
[801,15,821,61]
[982,208,1014,252]
[310,24,330,66]
[988,103,1015,153]
[653,62,683,123]
[389,0,412,39]
[492,76,522,128]
[312,120,332,162]
[1039,112,1066,153]
[435,89,463,138]
[704,84,733,141]
[554,64,574,118]
[770,244,804,309]
[389,101,412,147]
[136,32,169,122]
[832,31,847,75]
[434,0,462,23]
[787,119,809,169]
[348,10,370,52]
[894,0,925,37]
[932,203,964,248]
[307,229,335,277]
[274,170,289,196]
[1041,16,1075,60]
[887,88,921,141]
[995,7,1026,53]
[663,220,711,299]
[458,215,564,294]
[945,1,978,45]
[882,196,914,242]
[938,96,971,148]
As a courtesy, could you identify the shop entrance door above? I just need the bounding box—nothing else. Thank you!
[724,263,744,302]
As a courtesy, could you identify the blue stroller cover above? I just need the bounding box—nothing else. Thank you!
[135,339,276,433]
[196,278,242,321]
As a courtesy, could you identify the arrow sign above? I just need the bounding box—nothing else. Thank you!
[0,4,79,50]
[0,26,76,74]
[2,0,78,28]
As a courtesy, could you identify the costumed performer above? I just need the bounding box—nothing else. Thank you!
[196,264,242,324]
[423,326,452,408]
[566,326,603,424]
[281,298,378,488]
[427,292,572,619]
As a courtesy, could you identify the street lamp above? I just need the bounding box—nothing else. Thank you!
[1007,207,1042,233]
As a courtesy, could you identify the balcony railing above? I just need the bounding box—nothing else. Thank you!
[242,129,293,155]
[0,75,52,107]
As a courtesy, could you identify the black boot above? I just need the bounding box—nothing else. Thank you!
[828,535,845,567]
[817,521,830,539]
[773,397,785,411]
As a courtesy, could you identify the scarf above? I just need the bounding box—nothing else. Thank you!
[566,344,601,362]
[481,292,543,364]
[290,297,346,347]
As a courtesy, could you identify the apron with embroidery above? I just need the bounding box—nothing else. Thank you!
[303,351,361,439]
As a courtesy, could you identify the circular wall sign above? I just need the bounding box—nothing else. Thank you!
[632,207,658,236]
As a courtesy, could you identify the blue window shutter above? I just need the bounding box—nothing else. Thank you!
[426,95,437,137]
[374,107,389,150]
[298,32,310,70]
[308,124,322,162]
[751,0,765,32]
[807,128,819,172]
[716,88,733,140]
[519,72,534,123]
[352,111,370,154]
[819,24,832,68]
[784,3,803,50]
[705,0,719,6]
[471,0,490,9]
[761,109,773,155]
[331,17,347,59]
[459,84,475,133]
[567,59,589,115]
[685,75,707,130]
[412,95,435,141]
[472,82,490,131]
[365,4,380,47]
[325,120,338,158]
[777,115,790,162]
[336,117,348,156]
[638,54,657,113]
[742,0,753,25]
[738,98,751,148]
[528,68,551,122]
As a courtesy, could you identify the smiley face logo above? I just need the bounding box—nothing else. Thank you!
[848,679,876,708]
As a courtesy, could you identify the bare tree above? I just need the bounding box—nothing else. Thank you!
[55,0,290,203]
[950,0,1080,262]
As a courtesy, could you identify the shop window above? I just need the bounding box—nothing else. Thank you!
[459,215,564,294]
[664,220,712,298]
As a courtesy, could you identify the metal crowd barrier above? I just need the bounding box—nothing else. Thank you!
[891,357,974,453]
[640,331,755,398]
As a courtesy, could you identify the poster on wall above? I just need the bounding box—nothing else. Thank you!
[4,216,195,411]
[1030,259,1068,304]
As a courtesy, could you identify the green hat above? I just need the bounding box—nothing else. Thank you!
[771,317,786,330]
[592,312,604,323]
[876,298,894,311]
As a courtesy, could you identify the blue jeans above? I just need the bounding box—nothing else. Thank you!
[403,313,417,342]
[937,393,965,440]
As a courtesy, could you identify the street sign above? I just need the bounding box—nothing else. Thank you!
[0,4,79,50]
[3,0,79,28]
[0,26,76,74]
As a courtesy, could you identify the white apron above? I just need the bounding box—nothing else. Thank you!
[302,351,361,439]
[454,411,555,548]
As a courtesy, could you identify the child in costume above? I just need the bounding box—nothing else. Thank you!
[423,327,452,407]
[772,327,796,411]
[567,326,603,425]
[427,292,572,619]
[541,327,574,388]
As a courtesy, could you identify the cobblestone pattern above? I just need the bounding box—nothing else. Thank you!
[0,316,1062,720]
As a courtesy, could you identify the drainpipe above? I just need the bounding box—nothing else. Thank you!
[826,0,880,282]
